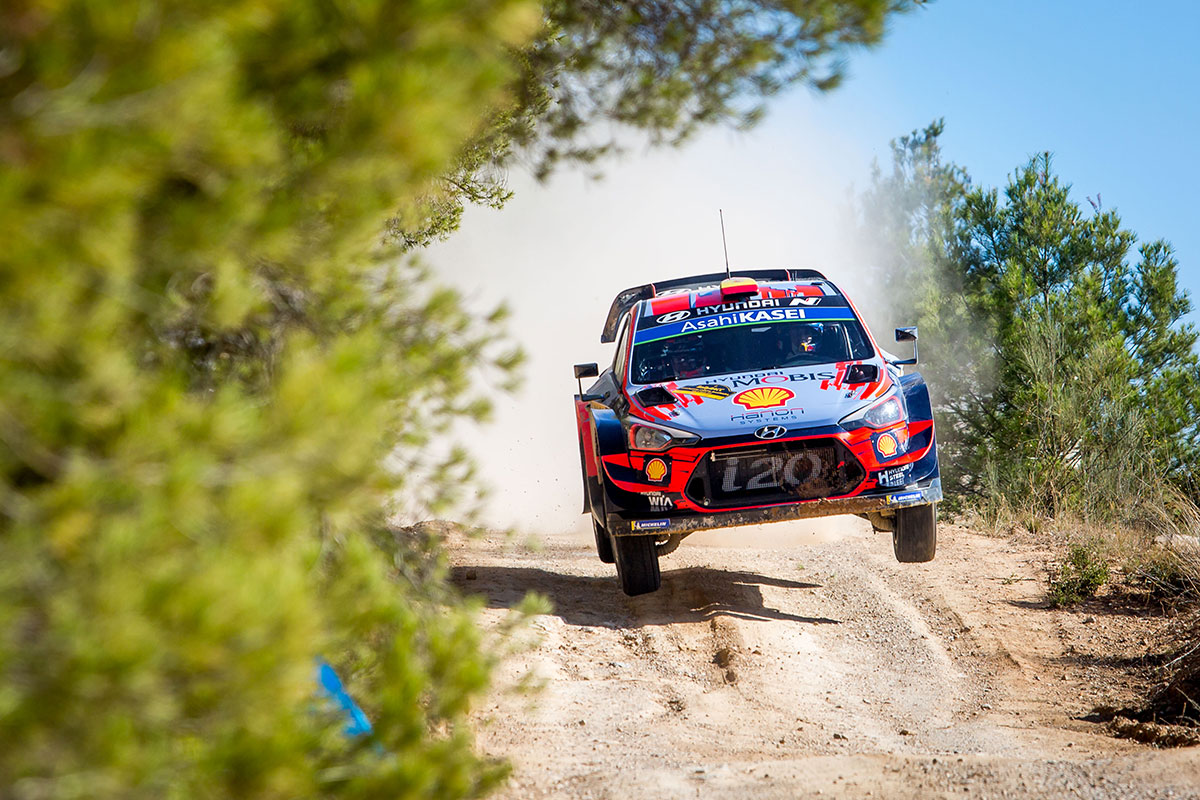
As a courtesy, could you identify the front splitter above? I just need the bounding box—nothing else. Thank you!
[608,479,942,537]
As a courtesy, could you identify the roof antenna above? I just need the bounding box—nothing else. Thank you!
[719,209,731,278]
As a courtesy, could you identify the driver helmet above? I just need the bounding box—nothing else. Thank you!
[664,339,704,378]
[791,322,823,353]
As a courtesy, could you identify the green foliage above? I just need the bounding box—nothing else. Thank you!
[1049,543,1111,607]
[528,0,912,162]
[0,2,538,798]
[854,121,986,512]
[957,155,1200,525]
[392,0,917,245]
[860,123,1200,529]
[0,1,915,796]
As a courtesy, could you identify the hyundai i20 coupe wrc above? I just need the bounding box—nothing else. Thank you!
[573,269,941,595]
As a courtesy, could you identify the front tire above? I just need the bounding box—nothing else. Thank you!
[613,534,662,596]
[593,519,615,564]
[893,503,937,563]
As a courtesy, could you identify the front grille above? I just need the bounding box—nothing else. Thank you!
[685,438,865,509]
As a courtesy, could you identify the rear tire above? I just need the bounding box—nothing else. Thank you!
[893,503,937,563]
[613,534,662,596]
[593,519,615,564]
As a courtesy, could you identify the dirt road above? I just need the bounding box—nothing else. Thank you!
[449,518,1200,798]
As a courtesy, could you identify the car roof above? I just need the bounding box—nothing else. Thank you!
[639,279,843,320]
[600,269,838,342]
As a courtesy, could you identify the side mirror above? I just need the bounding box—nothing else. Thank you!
[892,327,918,365]
[574,362,600,397]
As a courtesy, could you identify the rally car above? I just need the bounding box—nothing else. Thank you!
[573,269,940,595]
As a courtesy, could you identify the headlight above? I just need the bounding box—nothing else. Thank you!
[863,395,905,427]
[629,422,699,451]
[840,392,906,430]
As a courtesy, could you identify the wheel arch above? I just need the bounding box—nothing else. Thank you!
[575,402,628,526]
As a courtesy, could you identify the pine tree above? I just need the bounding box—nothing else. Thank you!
[860,125,1200,524]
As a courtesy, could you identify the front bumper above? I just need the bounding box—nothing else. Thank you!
[593,415,941,537]
[607,478,942,536]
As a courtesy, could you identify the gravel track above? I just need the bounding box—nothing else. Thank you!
[450,518,1200,799]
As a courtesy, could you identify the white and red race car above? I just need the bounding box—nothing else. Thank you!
[573,269,940,595]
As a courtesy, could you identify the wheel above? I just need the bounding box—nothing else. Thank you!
[613,534,662,596]
[593,519,615,564]
[893,503,937,563]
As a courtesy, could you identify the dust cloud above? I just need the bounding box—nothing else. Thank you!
[422,124,890,538]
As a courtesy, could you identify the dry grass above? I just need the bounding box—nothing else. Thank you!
[1118,608,1200,729]
[1036,517,1200,729]
[1127,542,1200,728]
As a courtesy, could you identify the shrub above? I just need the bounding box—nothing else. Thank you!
[1049,543,1111,607]
[0,3,537,798]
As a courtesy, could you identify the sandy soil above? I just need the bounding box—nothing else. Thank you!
[448,517,1200,799]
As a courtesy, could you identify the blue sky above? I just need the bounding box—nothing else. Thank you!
[816,0,1199,322]
[425,1,1200,531]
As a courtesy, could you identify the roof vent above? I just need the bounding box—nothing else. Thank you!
[845,363,879,384]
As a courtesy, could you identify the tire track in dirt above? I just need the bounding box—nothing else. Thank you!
[450,519,1200,799]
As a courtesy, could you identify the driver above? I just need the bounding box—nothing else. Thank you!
[788,323,823,357]
[664,340,705,379]
[671,351,704,379]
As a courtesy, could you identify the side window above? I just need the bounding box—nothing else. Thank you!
[612,312,632,381]
[846,320,873,360]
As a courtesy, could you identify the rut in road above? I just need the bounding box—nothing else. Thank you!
[450,518,1200,799]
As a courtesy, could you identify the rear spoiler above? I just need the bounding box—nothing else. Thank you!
[599,268,828,343]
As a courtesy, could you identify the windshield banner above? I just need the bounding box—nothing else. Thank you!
[634,306,857,345]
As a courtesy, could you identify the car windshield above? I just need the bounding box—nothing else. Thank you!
[630,318,873,385]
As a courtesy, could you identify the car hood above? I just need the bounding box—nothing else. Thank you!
[627,361,893,439]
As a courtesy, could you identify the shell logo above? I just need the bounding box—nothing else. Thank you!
[645,458,668,483]
[877,432,898,457]
[732,386,794,410]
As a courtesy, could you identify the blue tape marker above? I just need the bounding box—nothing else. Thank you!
[317,661,373,737]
